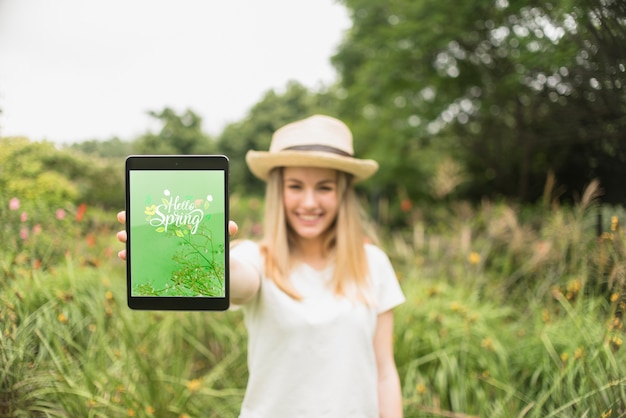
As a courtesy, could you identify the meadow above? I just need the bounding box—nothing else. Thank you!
[1,184,625,417]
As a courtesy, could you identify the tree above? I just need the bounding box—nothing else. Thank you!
[68,137,133,159]
[134,108,215,155]
[549,0,626,203]
[332,0,626,203]
[0,137,124,209]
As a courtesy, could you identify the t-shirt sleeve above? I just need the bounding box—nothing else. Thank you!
[231,240,263,274]
[366,244,406,314]
[229,240,263,310]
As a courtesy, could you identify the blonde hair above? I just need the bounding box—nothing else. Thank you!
[259,168,373,303]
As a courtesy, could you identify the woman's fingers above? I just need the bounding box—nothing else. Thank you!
[116,211,127,260]
[229,220,238,236]
[117,229,127,260]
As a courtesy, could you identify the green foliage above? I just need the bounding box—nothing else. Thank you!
[68,137,134,159]
[384,188,626,416]
[333,0,626,204]
[0,137,124,209]
[395,278,625,417]
[1,196,72,272]
[1,262,246,417]
[0,204,246,417]
[0,138,79,206]
[134,108,216,155]
[1,185,625,416]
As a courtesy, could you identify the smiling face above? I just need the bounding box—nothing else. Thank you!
[282,166,339,246]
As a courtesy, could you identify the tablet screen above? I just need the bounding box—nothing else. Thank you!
[125,155,229,310]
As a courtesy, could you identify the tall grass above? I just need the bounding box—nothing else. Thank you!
[1,187,625,417]
[387,181,625,417]
[1,253,247,417]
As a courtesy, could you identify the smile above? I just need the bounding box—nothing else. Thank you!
[296,213,323,223]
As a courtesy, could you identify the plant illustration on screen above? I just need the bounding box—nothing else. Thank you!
[132,188,225,297]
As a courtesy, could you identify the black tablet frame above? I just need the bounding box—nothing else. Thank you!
[125,155,229,311]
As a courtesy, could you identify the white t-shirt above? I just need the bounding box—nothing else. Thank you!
[231,240,405,418]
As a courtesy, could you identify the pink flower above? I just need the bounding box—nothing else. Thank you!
[20,212,28,222]
[33,224,42,235]
[19,227,29,240]
[56,208,66,220]
[9,197,20,211]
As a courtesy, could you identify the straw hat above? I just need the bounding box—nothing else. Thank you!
[245,114,378,182]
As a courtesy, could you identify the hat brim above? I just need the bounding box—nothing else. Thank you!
[246,150,378,182]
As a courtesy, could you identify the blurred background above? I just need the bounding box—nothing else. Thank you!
[1,0,625,417]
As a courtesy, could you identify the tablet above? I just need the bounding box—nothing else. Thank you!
[125,155,229,310]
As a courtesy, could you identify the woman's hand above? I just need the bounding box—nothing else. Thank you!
[115,211,239,261]
[116,211,127,260]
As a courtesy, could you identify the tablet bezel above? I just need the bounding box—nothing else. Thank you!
[125,155,229,311]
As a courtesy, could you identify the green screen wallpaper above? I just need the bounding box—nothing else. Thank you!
[129,170,226,297]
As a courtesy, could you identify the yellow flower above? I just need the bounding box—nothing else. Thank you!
[481,337,494,351]
[566,279,581,300]
[602,409,613,418]
[574,347,584,360]
[105,290,114,301]
[611,215,619,231]
[610,293,619,303]
[145,406,156,415]
[561,352,569,363]
[127,408,136,417]
[57,313,68,324]
[609,335,623,352]
[567,279,581,293]
[601,232,614,241]
[186,378,202,392]
[609,317,623,331]
[467,251,481,265]
[416,383,427,394]
[144,205,157,216]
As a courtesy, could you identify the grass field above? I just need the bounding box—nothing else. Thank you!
[1,193,625,417]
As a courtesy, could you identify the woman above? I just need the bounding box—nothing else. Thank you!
[118,114,405,417]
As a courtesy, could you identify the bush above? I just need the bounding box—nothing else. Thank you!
[0,137,124,210]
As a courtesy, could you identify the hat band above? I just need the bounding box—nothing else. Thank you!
[282,144,352,157]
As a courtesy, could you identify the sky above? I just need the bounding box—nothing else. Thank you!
[0,0,351,144]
